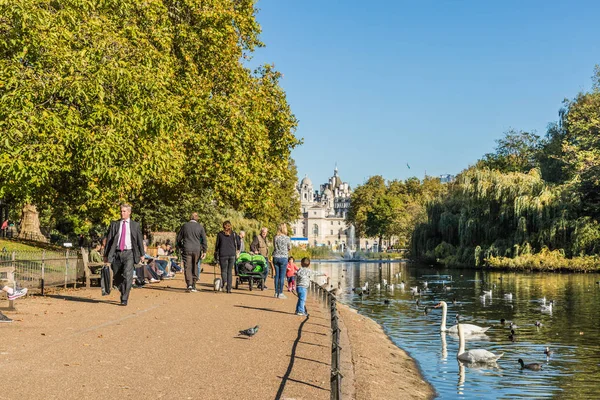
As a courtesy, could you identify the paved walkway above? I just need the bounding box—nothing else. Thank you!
[0,267,332,400]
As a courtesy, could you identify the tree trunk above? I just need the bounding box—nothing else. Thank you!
[378,236,383,252]
[18,204,47,242]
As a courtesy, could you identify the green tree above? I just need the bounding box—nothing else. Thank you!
[365,194,403,250]
[479,129,541,173]
[346,175,386,238]
[561,81,600,219]
[0,0,300,237]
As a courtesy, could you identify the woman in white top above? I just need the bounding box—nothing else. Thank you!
[272,223,291,298]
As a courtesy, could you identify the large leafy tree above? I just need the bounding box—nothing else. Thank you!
[348,175,446,249]
[561,76,600,219]
[0,0,300,235]
[479,129,541,173]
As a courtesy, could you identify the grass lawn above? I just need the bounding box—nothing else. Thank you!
[0,239,45,252]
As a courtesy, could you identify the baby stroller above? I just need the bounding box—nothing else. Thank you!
[234,253,266,291]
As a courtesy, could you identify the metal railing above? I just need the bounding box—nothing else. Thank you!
[310,280,342,400]
[0,250,82,294]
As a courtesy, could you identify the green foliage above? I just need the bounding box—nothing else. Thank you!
[479,129,541,173]
[0,0,300,235]
[348,175,446,248]
[434,241,456,260]
[289,245,334,260]
[411,165,600,267]
[487,248,600,272]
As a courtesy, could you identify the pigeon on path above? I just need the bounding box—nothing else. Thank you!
[239,325,260,338]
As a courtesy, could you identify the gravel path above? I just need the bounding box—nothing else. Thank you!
[0,266,331,400]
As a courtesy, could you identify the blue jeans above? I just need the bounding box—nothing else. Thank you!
[273,257,288,296]
[296,286,307,314]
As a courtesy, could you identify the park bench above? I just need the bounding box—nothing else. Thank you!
[80,247,110,288]
[0,265,16,310]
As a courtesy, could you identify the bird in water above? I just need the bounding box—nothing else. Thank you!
[518,358,543,371]
[383,299,391,305]
[239,325,260,338]
[541,300,554,312]
[452,298,458,305]
[509,322,519,329]
[435,301,490,334]
[544,347,553,358]
[455,314,460,323]
[423,306,431,316]
[500,318,506,325]
[457,323,503,363]
[508,329,517,342]
[483,289,493,297]
[398,281,406,290]
[535,321,543,328]
[504,293,513,300]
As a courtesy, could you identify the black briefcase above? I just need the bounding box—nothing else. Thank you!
[100,265,112,296]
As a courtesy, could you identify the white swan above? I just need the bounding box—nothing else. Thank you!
[457,323,503,363]
[375,283,381,290]
[483,289,492,297]
[541,300,554,312]
[434,301,491,334]
[504,293,513,300]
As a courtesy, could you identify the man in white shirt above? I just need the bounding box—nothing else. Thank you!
[104,204,144,306]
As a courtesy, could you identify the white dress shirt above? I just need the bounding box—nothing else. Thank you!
[117,218,132,250]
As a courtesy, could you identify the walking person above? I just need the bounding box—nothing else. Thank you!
[103,203,144,306]
[295,257,312,316]
[214,221,240,294]
[238,231,246,253]
[272,223,291,299]
[251,227,271,287]
[176,212,208,293]
[286,256,298,292]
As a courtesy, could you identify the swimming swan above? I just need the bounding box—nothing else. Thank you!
[434,301,491,334]
[457,323,503,363]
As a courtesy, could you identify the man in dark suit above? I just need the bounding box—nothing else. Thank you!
[176,212,207,292]
[104,203,144,306]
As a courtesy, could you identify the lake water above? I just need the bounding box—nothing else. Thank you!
[312,261,600,399]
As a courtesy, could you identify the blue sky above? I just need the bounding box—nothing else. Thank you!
[251,0,599,188]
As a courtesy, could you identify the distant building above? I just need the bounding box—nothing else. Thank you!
[291,167,391,252]
[439,174,455,183]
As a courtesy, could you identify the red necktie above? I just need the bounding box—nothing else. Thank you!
[119,220,127,251]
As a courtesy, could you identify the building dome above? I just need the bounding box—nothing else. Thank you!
[300,176,312,187]
[323,188,333,197]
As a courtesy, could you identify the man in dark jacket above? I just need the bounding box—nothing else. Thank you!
[176,212,208,292]
[250,227,271,281]
[104,203,144,306]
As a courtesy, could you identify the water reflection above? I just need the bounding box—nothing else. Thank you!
[312,261,600,399]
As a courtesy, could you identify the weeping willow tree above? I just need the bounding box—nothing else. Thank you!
[412,167,600,267]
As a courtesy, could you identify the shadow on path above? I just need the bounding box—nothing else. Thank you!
[289,355,329,366]
[234,305,296,316]
[275,315,312,400]
[43,294,116,305]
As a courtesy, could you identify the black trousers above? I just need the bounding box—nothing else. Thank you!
[219,256,235,292]
[183,250,201,287]
[112,250,134,303]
